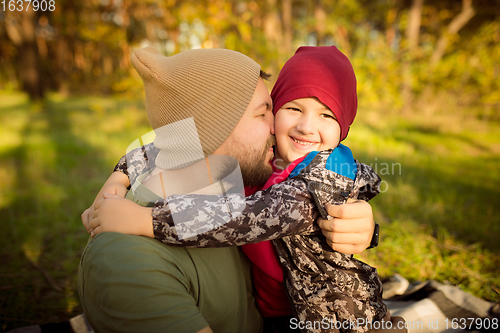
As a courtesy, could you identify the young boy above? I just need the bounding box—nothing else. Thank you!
[86,46,396,332]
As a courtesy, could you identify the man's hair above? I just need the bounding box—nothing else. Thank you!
[260,70,271,80]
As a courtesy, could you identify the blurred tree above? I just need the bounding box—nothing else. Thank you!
[402,0,424,111]
[429,0,475,69]
[282,0,293,54]
[0,0,498,111]
[4,7,43,100]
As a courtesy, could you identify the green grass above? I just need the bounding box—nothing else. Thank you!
[0,91,499,331]
[0,91,151,331]
[347,107,500,302]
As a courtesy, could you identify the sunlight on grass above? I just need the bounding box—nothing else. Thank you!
[1,91,499,330]
[349,107,500,302]
[0,163,16,209]
[0,91,153,329]
[21,238,43,264]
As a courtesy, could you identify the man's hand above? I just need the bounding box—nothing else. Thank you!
[317,199,375,254]
[89,193,154,238]
[82,172,130,233]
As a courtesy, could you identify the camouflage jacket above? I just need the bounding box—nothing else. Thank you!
[114,143,388,333]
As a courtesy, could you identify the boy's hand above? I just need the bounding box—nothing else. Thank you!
[89,193,154,238]
[81,172,130,233]
[81,183,129,231]
[316,199,374,254]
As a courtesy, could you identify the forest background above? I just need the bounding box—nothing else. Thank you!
[0,0,499,331]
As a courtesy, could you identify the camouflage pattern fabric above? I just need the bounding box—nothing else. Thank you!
[114,144,388,332]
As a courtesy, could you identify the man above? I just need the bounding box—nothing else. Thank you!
[79,47,377,333]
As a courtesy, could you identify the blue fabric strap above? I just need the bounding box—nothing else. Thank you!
[289,151,319,179]
[289,144,357,180]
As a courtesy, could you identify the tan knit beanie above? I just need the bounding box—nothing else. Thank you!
[131,46,261,169]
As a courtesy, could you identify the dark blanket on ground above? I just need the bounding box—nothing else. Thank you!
[383,275,499,332]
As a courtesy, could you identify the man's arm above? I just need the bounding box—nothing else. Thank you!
[78,233,215,333]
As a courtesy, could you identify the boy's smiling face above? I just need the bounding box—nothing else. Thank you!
[274,97,341,166]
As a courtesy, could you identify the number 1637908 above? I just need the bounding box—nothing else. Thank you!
[2,0,56,12]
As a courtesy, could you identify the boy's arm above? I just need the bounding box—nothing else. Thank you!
[152,178,320,246]
[89,175,377,254]
[90,177,319,245]
[113,142,159,183]
[89,148,378,254]
[307,159,381,254]
[148,157,380,249]
[82,143,159,233]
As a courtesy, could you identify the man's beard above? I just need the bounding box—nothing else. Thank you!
[228,136,276,187]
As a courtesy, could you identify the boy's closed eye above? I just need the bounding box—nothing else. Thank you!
[283,104,337,120]
[321,113,337,120]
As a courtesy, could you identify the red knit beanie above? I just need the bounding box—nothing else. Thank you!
[270,46,357,141]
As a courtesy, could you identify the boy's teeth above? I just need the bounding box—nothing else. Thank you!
[292,138,314,145]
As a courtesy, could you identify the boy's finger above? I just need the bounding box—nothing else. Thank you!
[89,216,97,230]
[103,193,123,199]
[317,216,372,233]
[81,209,90,229]
[322,230,366,245]
[329,243,366,255]
[92,226,102,237]
[94,198,102,210]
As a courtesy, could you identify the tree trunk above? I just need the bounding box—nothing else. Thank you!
[282,0,293,55]
[402,0,424,112]
[386,7,398,47]
[418,0,476,112]
[430,0,475,68]
[263,0,282,45]
[406,0,424,54]
[5,8,44,100]
[19,41,43,100]
[332,25,351,56]
[57,39,70,95]
[314,0,326,45]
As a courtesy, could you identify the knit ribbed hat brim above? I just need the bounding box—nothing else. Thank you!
[131,47,261,169]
